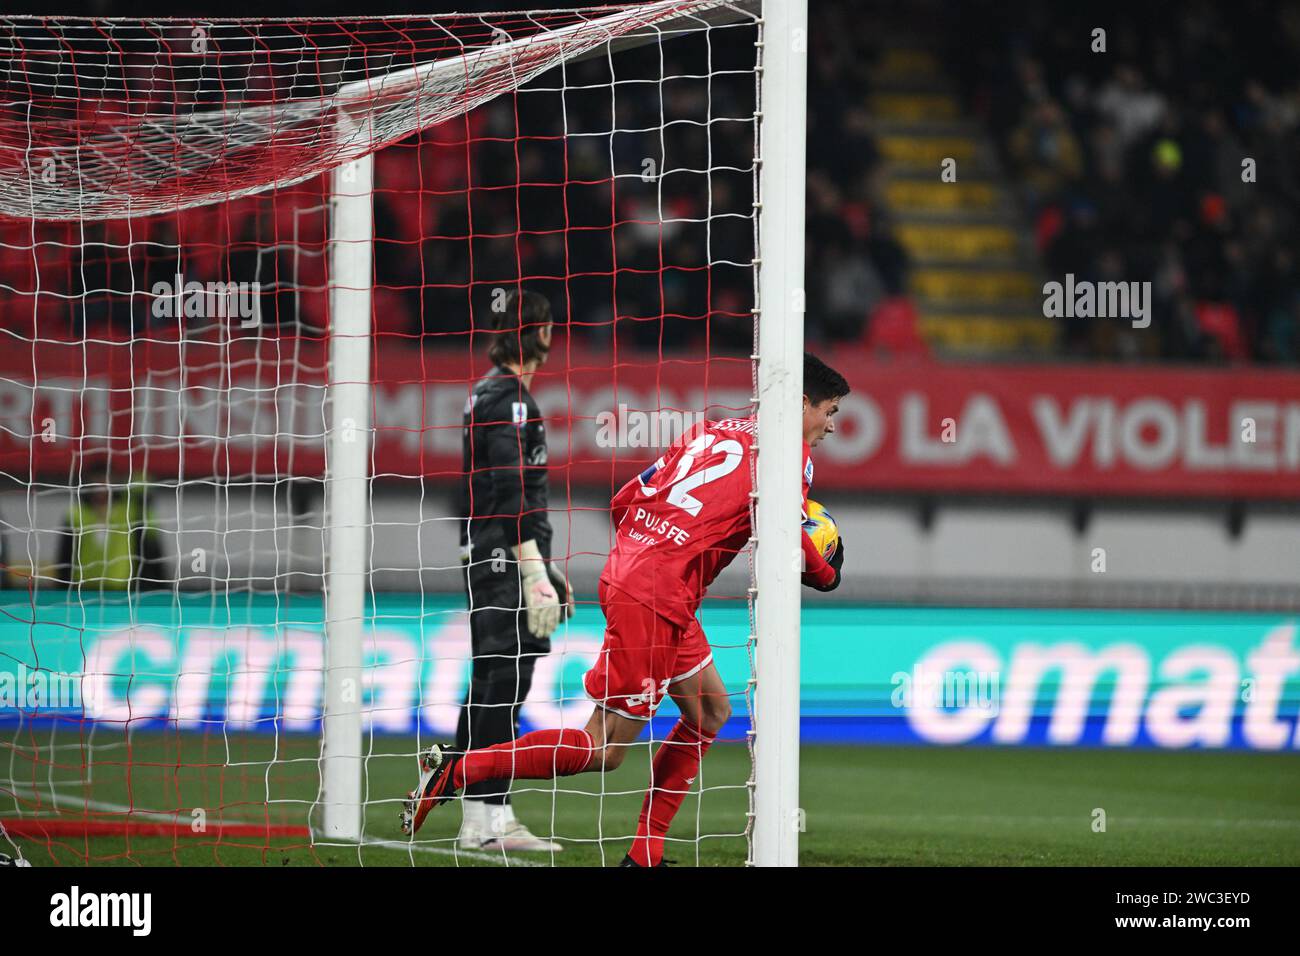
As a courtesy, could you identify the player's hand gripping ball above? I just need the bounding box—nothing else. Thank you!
[801,499,839,561]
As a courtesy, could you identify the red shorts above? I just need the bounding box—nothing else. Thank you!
[584,580,713,720]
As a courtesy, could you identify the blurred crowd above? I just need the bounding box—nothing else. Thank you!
[804,20,910,346]
[4,1,1298,364]
[0,5,908,356]
[958,0,1300,362]
[344,14,908,354]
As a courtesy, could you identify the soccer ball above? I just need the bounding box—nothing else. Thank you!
[801,499,839,561]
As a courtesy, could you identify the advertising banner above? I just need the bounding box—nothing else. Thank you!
[2,592,1296,749]
[5,340,1299,498]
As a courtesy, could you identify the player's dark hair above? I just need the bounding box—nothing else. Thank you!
[804,352,849,405]
[488,289,552,368]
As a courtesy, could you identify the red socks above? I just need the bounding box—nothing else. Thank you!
[449,721,714,867]
[453,728,594,790]
[628,719,714,867]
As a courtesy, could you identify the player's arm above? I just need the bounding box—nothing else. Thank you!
[798,446,842,591]
[801,529,843,592]
[479,396,543,548]
[480,396,562,635]
[54,513,75,590]
[135,517,170,590]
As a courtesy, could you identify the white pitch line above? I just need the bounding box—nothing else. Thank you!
[845,812,1300,828]
[6,786,552,866]
[7,785,223,826]
[360,836,549,867]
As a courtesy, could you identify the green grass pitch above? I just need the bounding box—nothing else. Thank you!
[5,730,1298,866]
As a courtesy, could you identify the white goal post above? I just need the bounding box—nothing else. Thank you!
[751,0,807,868]
[322,137,374,842]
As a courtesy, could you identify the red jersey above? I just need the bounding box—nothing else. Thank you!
[599,417,830,628]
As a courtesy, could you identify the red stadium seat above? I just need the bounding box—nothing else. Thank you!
[865,295,930,356]
[1195,302,1248,361]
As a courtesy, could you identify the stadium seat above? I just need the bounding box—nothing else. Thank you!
[1195,302,1248,361]
[865,296,930,356]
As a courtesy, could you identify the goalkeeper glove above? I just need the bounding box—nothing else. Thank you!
[807,538,844,593]
[546,562,576,621]
[512,540,562,638]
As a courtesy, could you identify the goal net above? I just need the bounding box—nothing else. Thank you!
[0,0,804,867]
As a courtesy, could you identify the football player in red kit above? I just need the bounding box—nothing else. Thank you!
[401,353,849,865]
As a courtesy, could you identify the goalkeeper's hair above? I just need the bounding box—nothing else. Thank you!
[804,352,850,405]
[488,289,553,368]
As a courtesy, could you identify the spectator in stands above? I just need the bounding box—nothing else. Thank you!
[819,241,886,341]
[23,0,1300,365]
[1093,66,1167,151]
[1009,98,1084,205]
[54,454,170,593]
[960,0,1300,363]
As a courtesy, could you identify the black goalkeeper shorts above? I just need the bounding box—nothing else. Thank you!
[461,561,551,658]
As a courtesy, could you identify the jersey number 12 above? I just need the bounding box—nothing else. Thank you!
[639,432,743,517]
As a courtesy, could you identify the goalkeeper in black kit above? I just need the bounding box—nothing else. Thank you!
[454,289,573,852]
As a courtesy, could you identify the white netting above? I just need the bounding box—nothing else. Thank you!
[0,1,764,867]
[0,1,757,220]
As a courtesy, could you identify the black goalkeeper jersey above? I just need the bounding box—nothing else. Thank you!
[458,365,553,564]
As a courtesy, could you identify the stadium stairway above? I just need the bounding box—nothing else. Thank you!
[869,47,1056,357]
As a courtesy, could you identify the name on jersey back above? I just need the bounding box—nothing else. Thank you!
[627,506,692,546]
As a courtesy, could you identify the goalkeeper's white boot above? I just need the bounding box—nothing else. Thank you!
[456,798,491,849]
[459,802,561,852]
[482,818,562,853]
